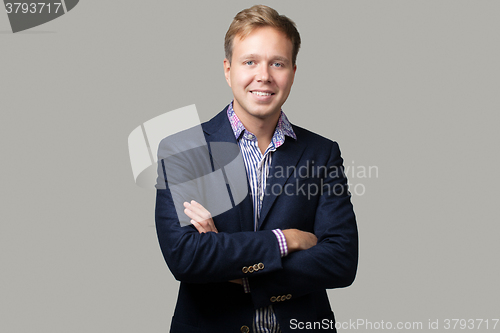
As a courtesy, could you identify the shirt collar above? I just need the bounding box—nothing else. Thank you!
[226,101,296,148]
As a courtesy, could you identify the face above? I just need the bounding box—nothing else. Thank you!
[224,26,296,124]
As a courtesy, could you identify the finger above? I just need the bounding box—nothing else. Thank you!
[184,208,203,222]
[192,219,218,234]
[207,221,218,233]
[184,202,218,233]
[184,204,209,223]
[185,209,215,232]
[189,201,210,219]
[186,208,215,232]
[196,217,217,233]
[184,202,207,221]
[190,200,212,220]
[191,220,207,233]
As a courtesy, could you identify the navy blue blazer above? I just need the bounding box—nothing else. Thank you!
[155,106,358,333]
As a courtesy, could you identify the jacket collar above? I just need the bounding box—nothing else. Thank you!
[202,105,235,143]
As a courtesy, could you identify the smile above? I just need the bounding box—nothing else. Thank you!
[251,91,274,96]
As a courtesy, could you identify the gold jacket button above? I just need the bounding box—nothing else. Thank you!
[248,266,254,273]
[258,262,264,270]
[241,325,250,333]
[286,294,292,300]
[253,264,259,271]
[270,296,277,302]
[242,266,248,274]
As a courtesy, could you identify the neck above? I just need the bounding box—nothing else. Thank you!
[233,107,280,150]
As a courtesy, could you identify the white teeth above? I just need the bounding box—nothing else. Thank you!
[251,91,272,96]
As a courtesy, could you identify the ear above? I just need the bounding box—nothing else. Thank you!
[223,58,232,87]
[291,64,297,84]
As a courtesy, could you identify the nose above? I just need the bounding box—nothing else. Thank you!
[257,65,270,82]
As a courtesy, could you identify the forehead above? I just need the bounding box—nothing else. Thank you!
[233,26,293,59]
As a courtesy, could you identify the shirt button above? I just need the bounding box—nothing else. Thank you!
[247,134,254,140]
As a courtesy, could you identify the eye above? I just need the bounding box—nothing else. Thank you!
[272,62,284,68]
[245,61,255,66]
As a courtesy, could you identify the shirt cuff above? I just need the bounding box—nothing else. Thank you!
[272,229,288,257]
[242,277,250,293]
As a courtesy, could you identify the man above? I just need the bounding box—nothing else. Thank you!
[155,5,358,333]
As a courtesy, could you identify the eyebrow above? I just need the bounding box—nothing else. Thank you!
[239,54,291,64]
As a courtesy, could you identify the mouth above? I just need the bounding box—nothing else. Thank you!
[250,90,275,97]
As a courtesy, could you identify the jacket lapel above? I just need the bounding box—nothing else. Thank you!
[258,137,307,230]
[203,108,254,232]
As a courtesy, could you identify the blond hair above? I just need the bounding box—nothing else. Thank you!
[224,5,301,65]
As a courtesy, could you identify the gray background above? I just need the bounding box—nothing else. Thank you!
[1,0,499,332]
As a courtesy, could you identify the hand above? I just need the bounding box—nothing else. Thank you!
[282,229,317,253]
[183,200,218,233]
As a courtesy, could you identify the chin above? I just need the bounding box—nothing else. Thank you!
[251,110,279,120]
[252,104,280,115]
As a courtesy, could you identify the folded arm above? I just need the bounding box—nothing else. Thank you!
[155,186,287,284]
[156,137,357,297]
[247,141,358,308]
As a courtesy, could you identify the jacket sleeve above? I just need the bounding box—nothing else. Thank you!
[247,141,359,308]
[155,132,284,284]
[155,187,285,284]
